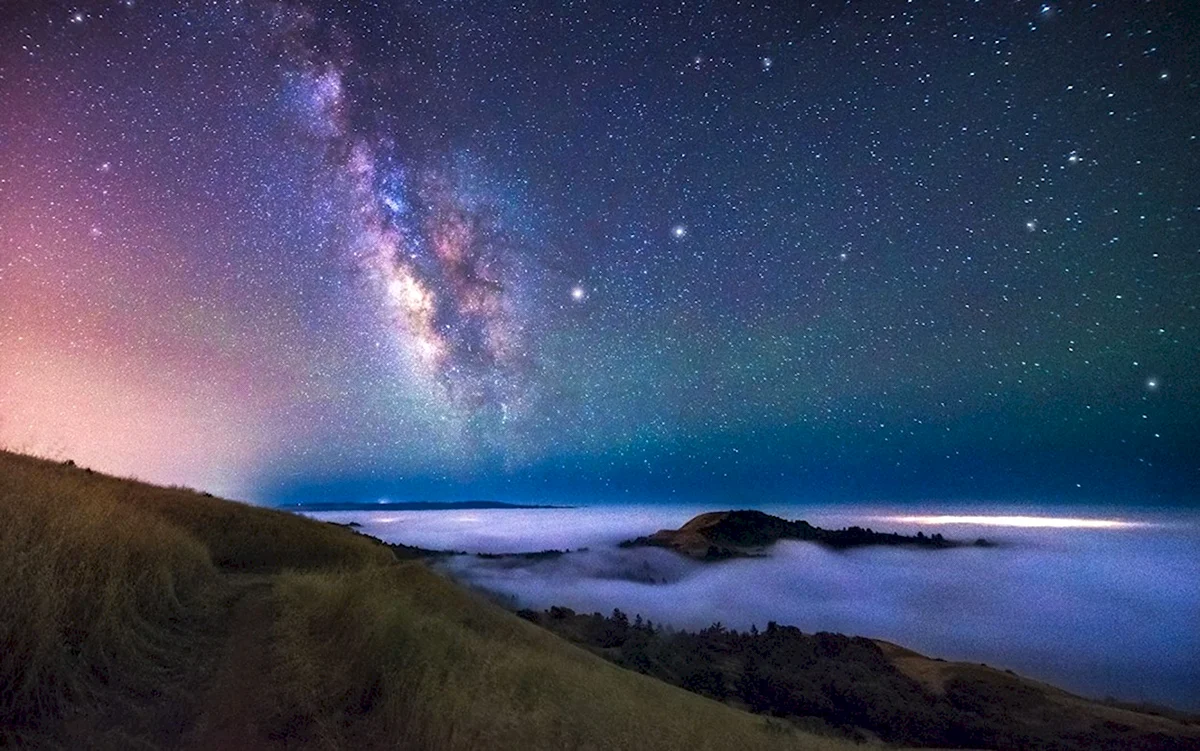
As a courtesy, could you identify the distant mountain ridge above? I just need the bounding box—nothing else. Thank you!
[287,500,571,512]
[622,510,991,560]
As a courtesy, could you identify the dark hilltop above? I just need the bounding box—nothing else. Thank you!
[621,510,992,561]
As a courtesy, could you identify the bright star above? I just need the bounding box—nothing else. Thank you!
[570,286,587,302]
[671,224,687,239]
[1025,220,1038,232]
[1146,377,1159,391]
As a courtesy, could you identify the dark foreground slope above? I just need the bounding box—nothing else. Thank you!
[0,450,854,751]
[521,607,1200,750]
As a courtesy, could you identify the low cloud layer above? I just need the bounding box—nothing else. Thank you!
[310,504,1200,710]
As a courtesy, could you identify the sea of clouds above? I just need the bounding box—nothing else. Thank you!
[307,503,1200,710]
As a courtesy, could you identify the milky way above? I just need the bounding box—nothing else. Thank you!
[279,6,534,415]
[0,1,1197,504]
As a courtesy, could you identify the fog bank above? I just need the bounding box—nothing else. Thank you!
[309,504,1200,710]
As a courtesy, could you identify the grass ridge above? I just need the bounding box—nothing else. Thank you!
[0,450,851,750]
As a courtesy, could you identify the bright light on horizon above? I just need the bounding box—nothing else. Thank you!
[874,514,1150,529]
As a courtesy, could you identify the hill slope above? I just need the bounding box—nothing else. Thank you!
[0,451,854,750]
[521,607,1200,750]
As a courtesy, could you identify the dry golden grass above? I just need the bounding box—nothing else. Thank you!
[0,449,861,750]
[0,449,388,747]
[266,563,859,751]
[0,451,218,746]
[876,640,1200,741]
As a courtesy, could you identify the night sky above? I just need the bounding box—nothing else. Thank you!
[1,1,1197,505]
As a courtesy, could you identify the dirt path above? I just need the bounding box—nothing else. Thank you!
[184,577,286,751]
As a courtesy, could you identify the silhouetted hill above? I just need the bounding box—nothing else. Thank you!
[621,509,990,560]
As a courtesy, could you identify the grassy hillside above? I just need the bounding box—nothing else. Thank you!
[522,606,1200,750]
[0,449,391,747]
[0,452,220,747]
[0,451,855,750]
[266,565,849,750]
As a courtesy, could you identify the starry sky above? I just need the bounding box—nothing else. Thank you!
[1,0,1197,506]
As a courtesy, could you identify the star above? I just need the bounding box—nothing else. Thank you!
[2,0,1196,532]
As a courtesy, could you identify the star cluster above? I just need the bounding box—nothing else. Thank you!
[0,1,1196,504]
